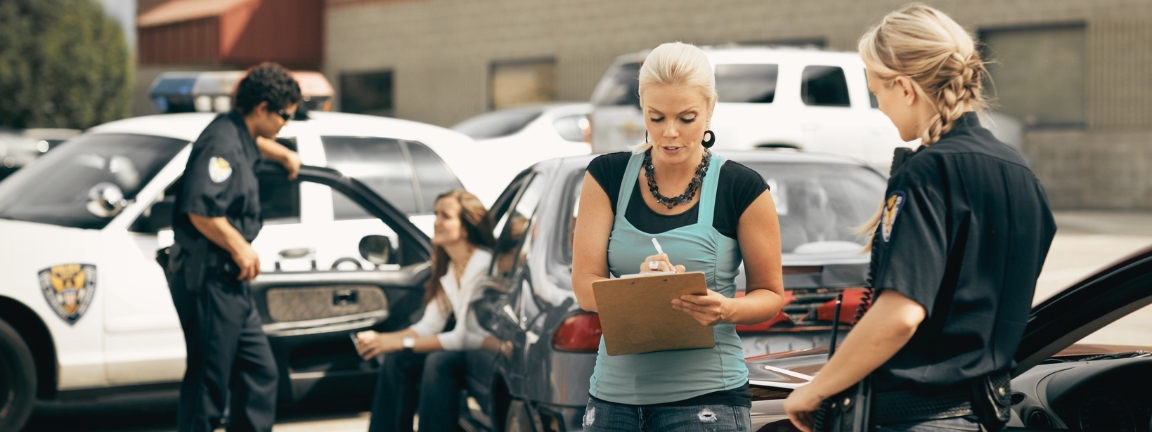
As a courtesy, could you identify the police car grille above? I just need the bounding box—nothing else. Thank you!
[782,289,842,326]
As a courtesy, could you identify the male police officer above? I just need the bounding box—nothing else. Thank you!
[168,62,302,432]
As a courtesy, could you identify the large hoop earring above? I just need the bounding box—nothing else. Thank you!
[702,130,716,148]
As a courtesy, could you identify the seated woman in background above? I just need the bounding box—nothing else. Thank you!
[355,189,501,432]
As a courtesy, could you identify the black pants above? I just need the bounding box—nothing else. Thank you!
[169,268,278,432]
[368,350,467,432]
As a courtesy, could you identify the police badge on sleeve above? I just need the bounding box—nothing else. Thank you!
[39,264,97,325]
[881,191,905,243]
[208,157,232,183]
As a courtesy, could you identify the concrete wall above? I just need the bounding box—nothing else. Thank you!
[325,0,1152,209]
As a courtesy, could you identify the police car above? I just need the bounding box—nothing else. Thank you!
[0,111,509,430]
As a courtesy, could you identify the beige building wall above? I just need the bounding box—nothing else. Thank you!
[326,0,1152,209]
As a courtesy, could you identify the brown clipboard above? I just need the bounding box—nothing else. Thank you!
[592,271,714,356]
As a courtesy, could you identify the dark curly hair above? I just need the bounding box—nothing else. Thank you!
[234,62,302,115]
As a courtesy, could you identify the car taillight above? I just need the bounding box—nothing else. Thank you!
[552,312,602,352]
[735,290,796,333]
[815,288,868,325]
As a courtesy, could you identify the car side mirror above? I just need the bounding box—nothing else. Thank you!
[86,182,128,218]
[358,235,393,266]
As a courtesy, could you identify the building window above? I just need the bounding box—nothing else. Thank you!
[979,24,1086,128]
[490,59,556,110]
[340,70,394,117]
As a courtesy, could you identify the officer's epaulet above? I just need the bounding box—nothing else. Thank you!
[890,147,915,176]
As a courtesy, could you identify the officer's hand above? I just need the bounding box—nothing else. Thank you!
[282,151,301,181]
[672,289,731,326]
[639,254,686,274]
[233,244,261,281]
[784,384,824,432]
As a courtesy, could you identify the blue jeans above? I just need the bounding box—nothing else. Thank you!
[875,416,985,432]
[582,397,750,432]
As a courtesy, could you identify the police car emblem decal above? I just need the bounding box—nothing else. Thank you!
[208,157,232,183]
[881,191,905,243]
[38,264,97,325]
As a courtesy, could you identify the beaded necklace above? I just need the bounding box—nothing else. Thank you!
[643,149,711,209]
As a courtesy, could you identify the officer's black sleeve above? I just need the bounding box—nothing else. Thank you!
[179,131,242,219]
[866,166,949,317]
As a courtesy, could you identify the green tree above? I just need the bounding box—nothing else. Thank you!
[0,0,131,129]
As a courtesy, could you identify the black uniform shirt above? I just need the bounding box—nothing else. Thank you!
[867,112,1057,392]
[173,110,263,246]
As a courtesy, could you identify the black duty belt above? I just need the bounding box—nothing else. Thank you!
[871,385,974,426]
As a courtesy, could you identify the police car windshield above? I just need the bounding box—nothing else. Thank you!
[746,162,886,255]
[0,133,187,230]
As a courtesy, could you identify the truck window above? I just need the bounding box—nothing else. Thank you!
[802,66,852,107]
[716,64,779,103]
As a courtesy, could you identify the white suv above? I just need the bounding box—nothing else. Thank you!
[590,46,905,171]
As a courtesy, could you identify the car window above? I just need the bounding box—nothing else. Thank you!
[0,133,186,230]
[590,62,642,107]
[556,169,585,266]
[1074,302,1152,347]
[321,136,419,218]
[553,114,588,142]
[746,162,885,254]
[450,107,544,140]
[716,64,779,103]
[407,141,463,212]
[865,69,879,109]
[258,170,301,223]
[801,66,852,107]
[491,173,547,278]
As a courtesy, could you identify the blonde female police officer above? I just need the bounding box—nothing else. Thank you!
[572,42,785,432]
[168,62,302,432]
[784,5,1057,432]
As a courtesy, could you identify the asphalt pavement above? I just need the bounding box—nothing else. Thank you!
[24,210,1152,432]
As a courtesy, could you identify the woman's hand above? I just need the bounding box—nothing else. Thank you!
[783,384,825,432]
[672,289,731,326]
[355,331,401,359]
[639,253,686,274]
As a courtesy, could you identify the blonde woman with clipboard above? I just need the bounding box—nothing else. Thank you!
[571,42,786,432]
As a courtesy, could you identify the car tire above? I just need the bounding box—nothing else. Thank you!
[504,399,535,432]
[0,317,36,431]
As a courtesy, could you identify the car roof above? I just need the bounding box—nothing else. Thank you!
[611,45,863,66]
[87,112,475,145]
[556,150,878,170]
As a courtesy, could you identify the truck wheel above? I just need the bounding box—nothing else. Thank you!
[0,317,36,431]
[504,399,535,432]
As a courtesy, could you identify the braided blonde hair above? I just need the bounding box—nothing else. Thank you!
[858,4,989,250]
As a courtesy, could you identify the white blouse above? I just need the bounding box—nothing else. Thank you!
[407,249,493,351]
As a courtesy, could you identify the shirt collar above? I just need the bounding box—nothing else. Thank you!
[939,111,981,140]
[226,110,259,161]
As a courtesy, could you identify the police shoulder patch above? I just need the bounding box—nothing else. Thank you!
[208,156,232,183]
[39,264,97,325]
[881,191,906,243]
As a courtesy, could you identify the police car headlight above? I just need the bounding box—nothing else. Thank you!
[214,96,232,113]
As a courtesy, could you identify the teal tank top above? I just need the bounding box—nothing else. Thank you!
[588,151,747,405]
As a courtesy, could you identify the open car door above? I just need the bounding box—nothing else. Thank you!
[251,164,432,404]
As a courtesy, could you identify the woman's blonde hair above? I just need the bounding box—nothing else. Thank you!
[632,42,717,153]
[858,4,989,250]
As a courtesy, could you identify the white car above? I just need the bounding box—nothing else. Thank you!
[590,46,906,172]
[0,112,505,430]
[452,103,593,192]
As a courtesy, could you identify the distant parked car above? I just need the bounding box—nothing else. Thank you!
[452,103,593,194]
[0,128,80,182]
[459,150,887,432]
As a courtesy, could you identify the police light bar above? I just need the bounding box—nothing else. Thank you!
[149,70,334,114]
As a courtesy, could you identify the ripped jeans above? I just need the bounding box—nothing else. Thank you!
[583,396,750,432]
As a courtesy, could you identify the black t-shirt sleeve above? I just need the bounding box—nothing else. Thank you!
[723,161,770,216]
[865,165,949,317]
[179,126,243,218]
[587,152,631,214]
